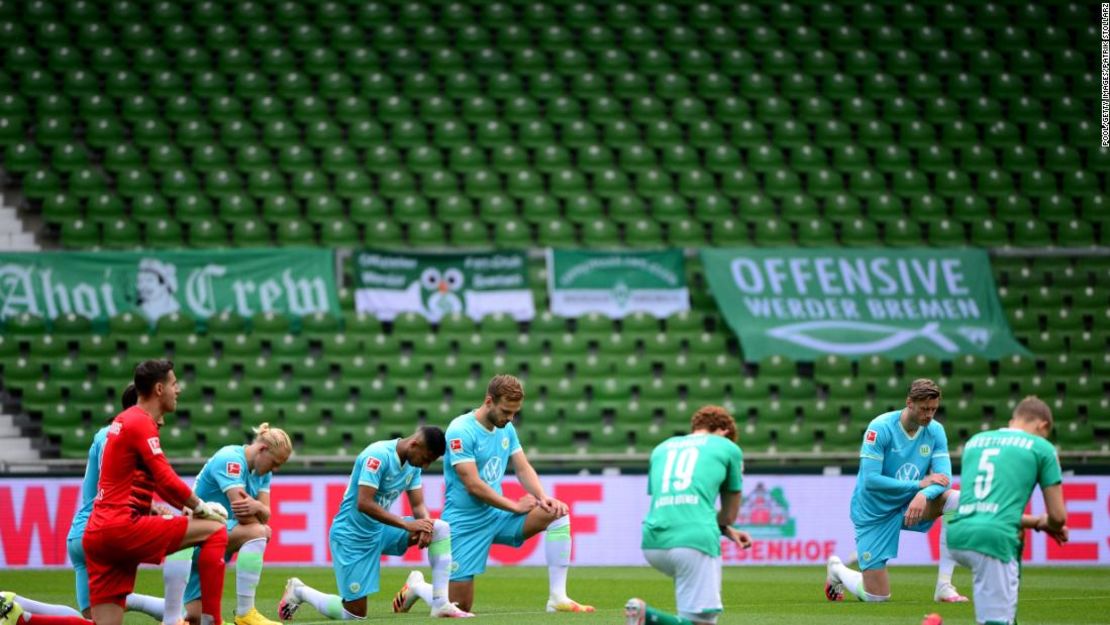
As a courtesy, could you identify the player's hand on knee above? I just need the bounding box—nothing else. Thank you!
[513,494,538,514]
[404,518,435,535]
[903,493,927,526]
[539,496,568,517]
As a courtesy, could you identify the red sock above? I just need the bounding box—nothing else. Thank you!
[23,615,94,625]
[197,527,229,625]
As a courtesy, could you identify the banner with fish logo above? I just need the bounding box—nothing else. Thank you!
[700,248,1030,361]
[547,249,689,318]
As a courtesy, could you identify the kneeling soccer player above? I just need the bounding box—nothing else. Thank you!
[279,426,472,619]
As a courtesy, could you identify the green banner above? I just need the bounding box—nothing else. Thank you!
[353,249,534,321]
[0,249,338,324]
[547,249,689,318]
[701,248,1029,361]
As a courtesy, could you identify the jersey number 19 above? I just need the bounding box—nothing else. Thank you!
[660,447,699,493]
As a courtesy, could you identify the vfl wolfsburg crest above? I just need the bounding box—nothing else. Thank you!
[700,248,1030,361]
[353,250,534,322]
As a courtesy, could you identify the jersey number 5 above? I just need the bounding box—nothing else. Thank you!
[973,448,1001,499]
[660,447,699,494]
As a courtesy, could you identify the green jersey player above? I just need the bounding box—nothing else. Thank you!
[625,405,753,625]
[947,396,1069,625]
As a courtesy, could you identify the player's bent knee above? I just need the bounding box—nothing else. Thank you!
[432,519,450,540]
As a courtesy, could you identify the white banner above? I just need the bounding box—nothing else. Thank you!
[1,475,1107,568]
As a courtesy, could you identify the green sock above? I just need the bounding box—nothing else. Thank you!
[645,605,695,625]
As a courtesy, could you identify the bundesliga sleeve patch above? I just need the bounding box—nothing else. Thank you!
[865,429,877,444]
[226,461,242,477]
[450,438,463,452]
[366,457,382,472]
[147,436,163,455]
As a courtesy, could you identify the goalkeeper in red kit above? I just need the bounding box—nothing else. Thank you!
[82,360,230,625]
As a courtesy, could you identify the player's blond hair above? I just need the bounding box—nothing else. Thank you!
[487,374,524,403]
[1013,395,1054,426]
[907,378,941,402]
[252,422,293,457]
[691,405,737,442]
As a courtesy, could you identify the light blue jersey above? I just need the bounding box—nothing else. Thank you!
[67,426,108,542]
[331,439,423,541]
[850,410,951,526]
[443,410,523,519]
[193,445,271,529]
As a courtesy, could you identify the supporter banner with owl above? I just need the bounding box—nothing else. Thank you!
[0,248,338,325]
[547,249,689,318]
[701,247,1030,361]
[352,249,534,321]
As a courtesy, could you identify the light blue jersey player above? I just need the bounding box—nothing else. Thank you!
[826,379,966,604]
[436,375,593,615]
[278,427,471,619]
[182,424,290,625]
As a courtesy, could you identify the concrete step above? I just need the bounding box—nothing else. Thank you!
[0,414,20,437]
[0,231,38,250]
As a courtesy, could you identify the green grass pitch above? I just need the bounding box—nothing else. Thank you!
[3,566,1109,624]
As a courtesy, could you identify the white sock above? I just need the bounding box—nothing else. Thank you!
[161,548,193,625]
[937,490,960,587]
[295,583,360,620]
[545,516,572,601]
[236,538,267,616]
[428,520,452,608]
[831,562,889,602]
[12,596,82,618]
[410,580,434,606]
[125,593,165,621]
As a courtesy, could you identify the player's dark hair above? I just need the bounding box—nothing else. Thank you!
[134,359,175,396]
[487,374,524,403]
[120,383,138,410]
[691,405,737,442]
[907,378,941,402]
[1013,395,1053,426]
[419,426,446,457]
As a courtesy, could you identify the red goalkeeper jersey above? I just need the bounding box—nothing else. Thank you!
[87,406,193,529]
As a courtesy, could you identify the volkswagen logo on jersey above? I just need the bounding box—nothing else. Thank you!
[895,463,921,481]
[481,457,503,482]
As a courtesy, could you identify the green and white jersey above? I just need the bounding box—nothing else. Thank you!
[947,428,1063,563]
[641,433,743,557]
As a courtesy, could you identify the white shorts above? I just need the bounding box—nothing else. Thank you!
[643,548,722,624]
[950,548,1019,625]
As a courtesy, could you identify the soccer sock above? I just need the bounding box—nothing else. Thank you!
[545,516,572,601]
[831,562,889,602]
[22,616,94,625]
[294,584,359,620]
[643,606,694,625]
[428,520,452,608]
[236,538,267,616]
[11,597,82,618]
[937,490,960,587]
[161,547,194,625]
[124,594,165,621]
[198,528,229,625]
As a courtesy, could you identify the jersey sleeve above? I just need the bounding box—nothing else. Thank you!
[922,424,952,500]
[1036,439,1063,489]
[357,447,391,489]
[80,434,105,505]
[130,416,193,508]
[507,423,523,455]
[408,467,423,491]
[724,442,743,493]
[211,450,248,494]
[447,424,477,466]
[859,421,888,461]
[259,471,272,493]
